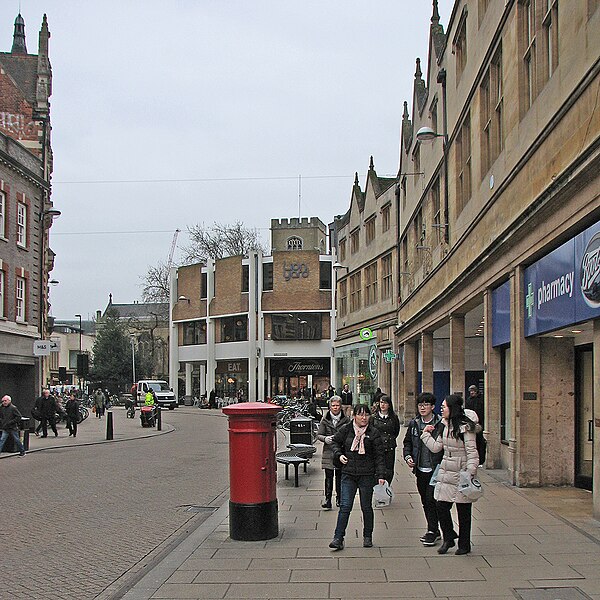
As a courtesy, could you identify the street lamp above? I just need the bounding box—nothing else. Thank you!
[131,336,136,385]
[75,314,82,391]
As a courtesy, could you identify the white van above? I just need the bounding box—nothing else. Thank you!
[137,380,177,410]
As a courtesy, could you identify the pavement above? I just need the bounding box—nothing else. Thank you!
[116,428,600,600]
[4,412,600,600]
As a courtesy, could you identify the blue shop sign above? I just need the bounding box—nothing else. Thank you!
[524,220,600,336]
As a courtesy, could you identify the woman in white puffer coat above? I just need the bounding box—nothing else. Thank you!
[421,394,479,555]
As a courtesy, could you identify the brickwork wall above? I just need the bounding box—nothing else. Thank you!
[0,70,40,146]
[172,264,206,322]
[211,255,249,316]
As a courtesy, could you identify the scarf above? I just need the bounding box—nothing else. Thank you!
[351,422,368,454]
[331,413,340,427]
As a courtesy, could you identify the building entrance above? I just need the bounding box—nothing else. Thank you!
[575,346,593,491]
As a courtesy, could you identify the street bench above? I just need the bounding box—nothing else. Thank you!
[276,450,311,487]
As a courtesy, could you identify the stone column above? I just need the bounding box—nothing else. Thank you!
[483,289,502,468]
[512,266,541,487]
[421,331,434,394]
[593,321,600,519]
[449,314,465,396]
[403,340,419,422]
[199,364,206,397]
[185,363,193,401]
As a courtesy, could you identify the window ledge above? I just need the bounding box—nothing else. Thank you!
[0,235,8,243]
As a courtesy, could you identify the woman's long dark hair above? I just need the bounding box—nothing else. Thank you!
[378,394,395,416]
[445,394,475,439]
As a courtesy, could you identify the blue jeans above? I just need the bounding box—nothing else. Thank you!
[0,430,25,454]
[334,472,376,539]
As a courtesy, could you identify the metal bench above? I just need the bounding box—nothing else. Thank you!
[276,451,310,487]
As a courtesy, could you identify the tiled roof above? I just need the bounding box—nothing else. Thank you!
[0,53,38,104]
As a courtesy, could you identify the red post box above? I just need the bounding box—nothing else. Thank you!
[222,402,281,541]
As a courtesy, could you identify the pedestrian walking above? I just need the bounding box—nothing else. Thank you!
[208,389,217,409]
[371,387,383,409]
[340,383,353,417]
[421,394,479,555]
[36,388,58,437]
[370,395,400,485]
[403,392,443,546]
[466,384,487,465]
[0,395,26,456]
[328,403,386,550]
[65,392,80,437]
[316,396,351,509]
[94,388,105,418]
[327,384,335,399]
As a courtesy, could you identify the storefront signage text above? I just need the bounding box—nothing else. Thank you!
[288,361,324,373]
[283,262,309,281]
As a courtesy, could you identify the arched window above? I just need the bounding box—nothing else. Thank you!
[287,236,303,250]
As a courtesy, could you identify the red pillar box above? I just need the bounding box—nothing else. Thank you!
[222,402,281,541]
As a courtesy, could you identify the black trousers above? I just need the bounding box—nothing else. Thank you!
[324,468,342,502]
[383,449,396,485]
[415,469,439,534]
[437,500,472,550]
[40,416,57,437]
[67,416,78,436]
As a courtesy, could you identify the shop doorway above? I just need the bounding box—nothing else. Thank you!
[575,345,593,490]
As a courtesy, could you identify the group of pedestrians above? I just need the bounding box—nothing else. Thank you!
[317,386,483,556]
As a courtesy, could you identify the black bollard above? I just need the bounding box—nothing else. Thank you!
[106,410,114,440]
[23,429,30,451]
[156,406,162,430]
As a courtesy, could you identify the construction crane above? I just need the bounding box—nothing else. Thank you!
[166,229,180,272]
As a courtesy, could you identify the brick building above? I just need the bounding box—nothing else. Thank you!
[169,218,335,401]
[0,13,56,412]
[394,1,600,514]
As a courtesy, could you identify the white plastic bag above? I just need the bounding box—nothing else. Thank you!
[457,470,483,501]
[373,481,394,507]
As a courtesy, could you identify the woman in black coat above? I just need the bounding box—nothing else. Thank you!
[370,395,401,484]
[328,403,386,551]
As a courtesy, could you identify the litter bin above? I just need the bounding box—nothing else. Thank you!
[290,416,313,445]
[222,402,281,541]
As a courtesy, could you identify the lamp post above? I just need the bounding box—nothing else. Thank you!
[131,336,136,386]
[75,314,82,391]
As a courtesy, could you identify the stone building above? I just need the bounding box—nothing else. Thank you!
[395,1,600,514]
[169,218,334,401]
[330,158,399,404]
[0,13,56,413]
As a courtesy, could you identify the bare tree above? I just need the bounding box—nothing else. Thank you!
[140,261,170,303]
[182,221,266,264]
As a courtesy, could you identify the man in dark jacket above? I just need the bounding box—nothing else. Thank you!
[403,392,443,546]
[340,384,353,417]
[329,403,386,550]
[65,393,80,437]
[37,388,59,438]
[0,395,26,456]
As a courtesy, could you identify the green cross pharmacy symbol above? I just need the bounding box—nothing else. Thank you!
[525,282,534,318]
[383,349,397,363]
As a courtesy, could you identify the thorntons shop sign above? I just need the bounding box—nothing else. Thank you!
[524,221,600,336]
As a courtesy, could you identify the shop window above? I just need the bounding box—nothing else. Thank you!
[200,272,207,299]
[263,262,273,291]
[241,265,249,293]
[501,346,513,442]
[183,320,207,345]
[221,316,247,342]
[271,313,322,340]
[319,261,331,289]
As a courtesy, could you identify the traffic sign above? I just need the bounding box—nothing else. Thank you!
[49,339,61,352]
[33,340,51,356]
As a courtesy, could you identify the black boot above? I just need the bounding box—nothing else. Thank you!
[322,476,333,509]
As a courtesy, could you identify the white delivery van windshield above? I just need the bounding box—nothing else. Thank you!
[149,382,170,392]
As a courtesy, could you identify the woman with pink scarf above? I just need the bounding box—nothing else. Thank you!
[328,403,386,550]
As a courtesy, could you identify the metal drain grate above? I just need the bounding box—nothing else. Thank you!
[514,588,593,600]
[179,505,216,514]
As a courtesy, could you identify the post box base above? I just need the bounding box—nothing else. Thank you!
[229,500,278,541]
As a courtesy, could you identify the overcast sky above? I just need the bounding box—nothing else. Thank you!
[2,1,453,319]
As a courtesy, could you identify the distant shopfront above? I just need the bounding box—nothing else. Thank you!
[335,341,378,404]
[215,359,248,400]
[269,358,330,398]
